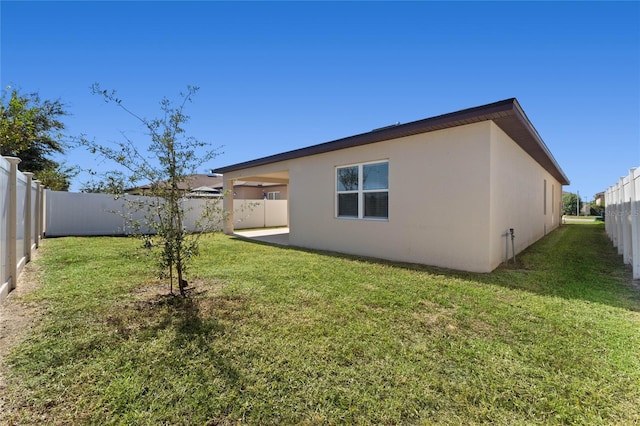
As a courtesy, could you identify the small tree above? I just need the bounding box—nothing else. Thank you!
[81,85,221,297]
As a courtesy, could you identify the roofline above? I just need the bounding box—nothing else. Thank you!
[214,98,569,185]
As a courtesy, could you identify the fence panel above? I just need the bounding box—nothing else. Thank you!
[231,199,288,230]
[45,192,288,237]
[265,200,288,228]
[181,197,225,232]
[605,167,640,279]
[45,191,126,237]
[16,173,26,270]
[0,156,45,303]
[30,181,37,250]
[0,159,9,296]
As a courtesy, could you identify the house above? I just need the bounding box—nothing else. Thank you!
[594,191,605,207]
[214,98,569,273]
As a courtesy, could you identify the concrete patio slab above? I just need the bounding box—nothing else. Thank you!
[234,227,290,245]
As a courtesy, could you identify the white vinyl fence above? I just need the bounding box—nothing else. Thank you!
[605,167,640,279]
[1,156,45,303]
[45,191,288,237]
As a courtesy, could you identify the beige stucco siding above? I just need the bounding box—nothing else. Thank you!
[289,121,493,272]
[222,119,564,273]
[488,122,562,270]
[233,185,288,200]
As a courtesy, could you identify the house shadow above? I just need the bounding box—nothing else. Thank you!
[230,226,640,313]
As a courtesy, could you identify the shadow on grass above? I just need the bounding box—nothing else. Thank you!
[134,291,244,386]
[231,223,640,312]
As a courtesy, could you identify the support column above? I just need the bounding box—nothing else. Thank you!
[286,183,290,229]
[24,172,34,262]
[4,157,21,291]
[222,178,234,235]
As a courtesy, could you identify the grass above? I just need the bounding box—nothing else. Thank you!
[4,223,640,424]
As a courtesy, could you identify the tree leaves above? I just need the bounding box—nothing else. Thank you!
[0,86,75,189]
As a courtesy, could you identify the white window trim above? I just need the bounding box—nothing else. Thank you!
[335,160,389,220]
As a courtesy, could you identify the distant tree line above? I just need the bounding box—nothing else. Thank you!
[562,192,605,217]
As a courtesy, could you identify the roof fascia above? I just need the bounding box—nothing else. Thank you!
[214,98,569,185]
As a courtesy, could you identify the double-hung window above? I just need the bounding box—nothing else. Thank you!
[336,160,388,219]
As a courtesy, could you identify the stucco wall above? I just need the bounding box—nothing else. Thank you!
[222,120,564,273]
[234,185,288,200]
[289,121,493,272]
[488,122,562,270]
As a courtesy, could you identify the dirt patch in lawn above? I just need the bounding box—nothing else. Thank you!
[0,252,45,413]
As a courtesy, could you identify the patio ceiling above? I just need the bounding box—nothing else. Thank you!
[227,170,289,185]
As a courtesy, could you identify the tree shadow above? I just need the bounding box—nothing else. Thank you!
[131,288,245,387]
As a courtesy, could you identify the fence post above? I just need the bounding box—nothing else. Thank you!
[40,187,47,238]
[631,168,640,279]
[604,187,613,240]
[610,185,617,247]
[4,157,21,290]
[620,174,632,265]
[24,172,34,262]
[34,180,41,248]
[616,180,624,255]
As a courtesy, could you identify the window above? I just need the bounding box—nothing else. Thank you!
[336,161,388,219]
[267,191,280,200]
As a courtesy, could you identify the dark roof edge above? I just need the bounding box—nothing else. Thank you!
[214,98,569,185]
[510,99,570,185]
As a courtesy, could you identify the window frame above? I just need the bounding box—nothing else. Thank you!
[335,160,389,220]
[267,191,280,200]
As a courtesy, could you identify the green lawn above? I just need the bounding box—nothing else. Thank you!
[4,223,640,424]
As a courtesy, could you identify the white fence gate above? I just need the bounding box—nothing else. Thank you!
[1,156,45,303]
[605,167,640,279]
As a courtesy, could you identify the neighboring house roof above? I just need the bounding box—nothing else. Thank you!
[127,174,283,193]
[214,98,570,185]
[131,174,223,192]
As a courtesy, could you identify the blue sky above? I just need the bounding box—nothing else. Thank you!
[1,1,639,199]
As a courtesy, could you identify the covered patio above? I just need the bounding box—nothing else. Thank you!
[218,166,290,235]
